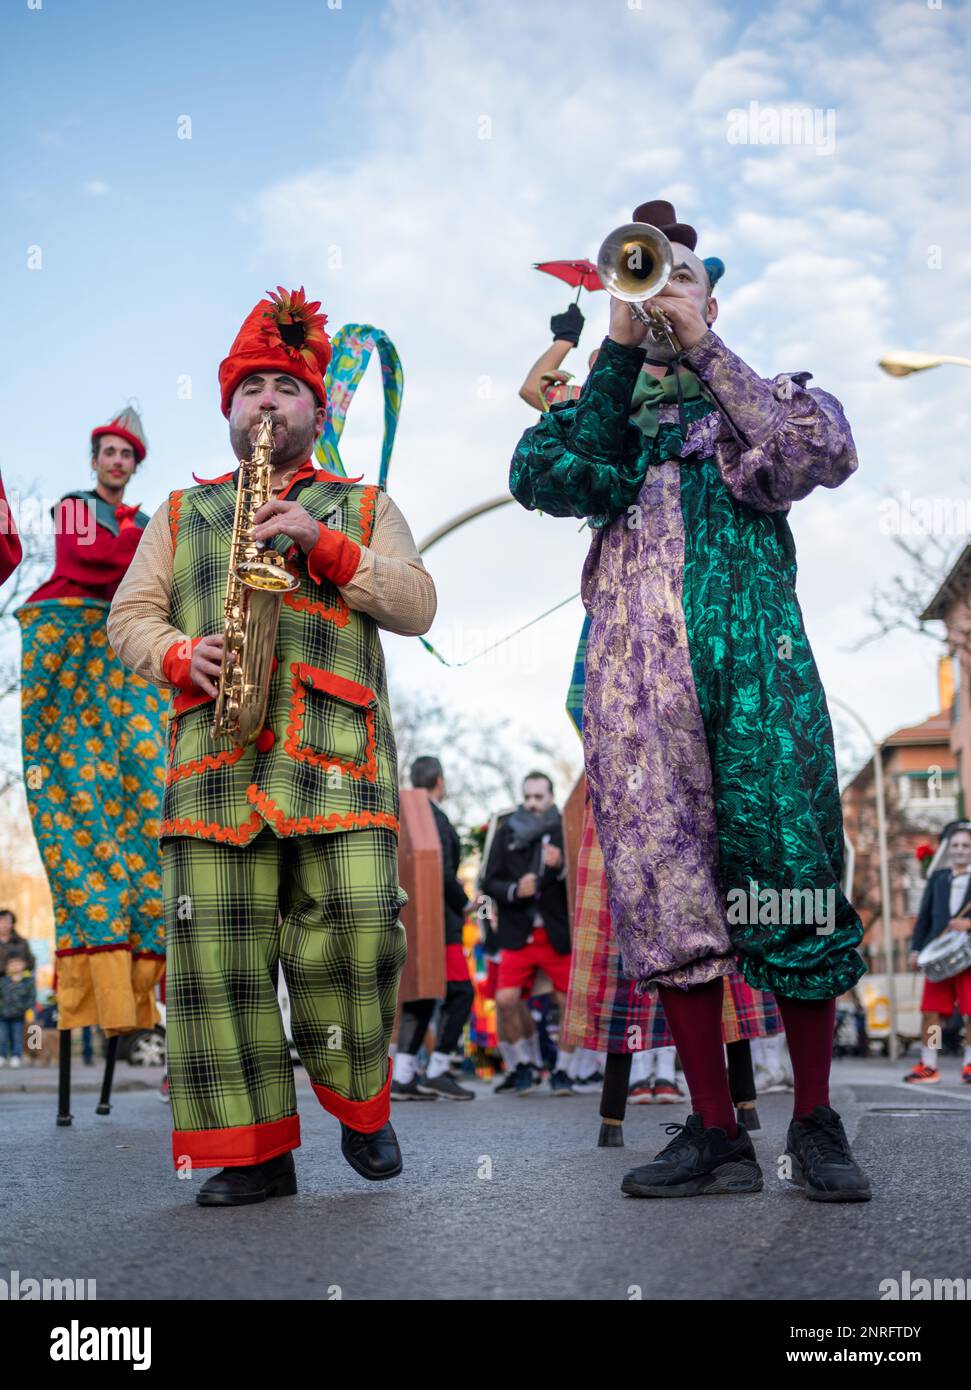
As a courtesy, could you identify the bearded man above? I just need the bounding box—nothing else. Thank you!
[109,287,436,1205]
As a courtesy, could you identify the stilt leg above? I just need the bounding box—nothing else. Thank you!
[56,1029,73,1127]
[727,1038,760,1132]
[96,1035,119,1115]
[598,1051,633,1147]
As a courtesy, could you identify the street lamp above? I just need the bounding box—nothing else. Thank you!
[830,695,899,1061]
[879,350,971,378]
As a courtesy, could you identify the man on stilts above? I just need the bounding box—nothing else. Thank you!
[16,406,166,1039]
[510,200,871,1202]
[109,287,436,1204]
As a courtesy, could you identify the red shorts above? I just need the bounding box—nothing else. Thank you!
[445,943,468,984]
[496,928,571,995]
[921,967,971,1016]
[481,957,500,1001]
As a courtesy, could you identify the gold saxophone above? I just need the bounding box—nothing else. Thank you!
[211,411,299,747]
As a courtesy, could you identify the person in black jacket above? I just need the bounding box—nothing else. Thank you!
[391,758,476,1101]
[904,823,971,1086]
[0,910,35,974]
[482,771,574,1096]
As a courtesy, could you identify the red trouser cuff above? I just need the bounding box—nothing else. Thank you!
[171,1113,301,1170]
[311,1057,392,1133]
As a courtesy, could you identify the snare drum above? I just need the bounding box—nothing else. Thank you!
[916,929,971,981]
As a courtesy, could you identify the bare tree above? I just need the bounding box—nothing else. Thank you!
[389,686,581,833]
[857,525,971,660]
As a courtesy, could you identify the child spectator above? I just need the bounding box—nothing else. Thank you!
[0,954,36,1068]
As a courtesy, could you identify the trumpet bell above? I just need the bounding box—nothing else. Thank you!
[596,221,673,303]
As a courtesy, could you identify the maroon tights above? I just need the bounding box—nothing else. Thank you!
[657,980,836,1138]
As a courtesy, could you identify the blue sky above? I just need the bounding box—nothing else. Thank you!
[4,0,971,790]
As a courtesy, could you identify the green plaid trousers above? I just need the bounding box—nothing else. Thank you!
[162,826,407,1169]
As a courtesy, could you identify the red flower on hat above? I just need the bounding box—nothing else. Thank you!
[260,286,329,370]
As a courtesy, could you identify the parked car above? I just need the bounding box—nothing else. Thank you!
[116,1001,167,1066]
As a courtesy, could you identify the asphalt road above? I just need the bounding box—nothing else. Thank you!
[2,1057,969,1301]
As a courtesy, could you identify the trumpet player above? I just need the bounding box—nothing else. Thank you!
[108,287,436,1205]
[510,199,872,1202]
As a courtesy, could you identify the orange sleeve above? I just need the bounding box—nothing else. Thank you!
[161,636,203,691]
[306,521,362,589]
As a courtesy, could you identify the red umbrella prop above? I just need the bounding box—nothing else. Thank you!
[533,258,605,303]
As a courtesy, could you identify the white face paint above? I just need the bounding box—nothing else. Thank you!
[949,832,971,870]
[639,242,714,365]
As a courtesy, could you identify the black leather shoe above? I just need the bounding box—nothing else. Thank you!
[784,1105,872,1202]
[621,1113,763,1198]
[339,1120,403,1180]
[195,1150,297,1207]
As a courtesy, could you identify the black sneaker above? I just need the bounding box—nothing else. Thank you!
[783,1105,872,1202]
[571,1070,605,1094]
[493,1070,519,1095]
[549,1069,576,1096]
[621,1114,763,1198]
[513,1062,538,1095]
[391,1077,437,1101]
[416,1072,475,1100]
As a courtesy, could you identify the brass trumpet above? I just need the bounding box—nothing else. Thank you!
[596,221,681,353]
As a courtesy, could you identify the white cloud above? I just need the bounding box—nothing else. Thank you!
[246,0,971,772]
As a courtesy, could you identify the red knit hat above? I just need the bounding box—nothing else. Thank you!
[218,286,332,418]
[91,404,148,463]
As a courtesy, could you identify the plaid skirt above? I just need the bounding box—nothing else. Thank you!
[562,792,781,1051]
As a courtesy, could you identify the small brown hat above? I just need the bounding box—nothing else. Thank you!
[631,199,697,252]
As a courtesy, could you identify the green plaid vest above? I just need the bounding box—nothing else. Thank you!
[160,474,400,845]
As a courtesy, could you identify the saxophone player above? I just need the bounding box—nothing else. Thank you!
[108,287,437,1206]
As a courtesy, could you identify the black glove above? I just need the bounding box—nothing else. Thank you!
[550,302,584,346]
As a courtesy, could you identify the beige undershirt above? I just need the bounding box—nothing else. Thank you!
[107,489,437,692]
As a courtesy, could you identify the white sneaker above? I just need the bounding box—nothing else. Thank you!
[760,1068,792,1094]
[9,1056,21,1069]
[0,1056,7,1067]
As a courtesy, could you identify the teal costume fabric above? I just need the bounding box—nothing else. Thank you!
[510,332,865,999]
